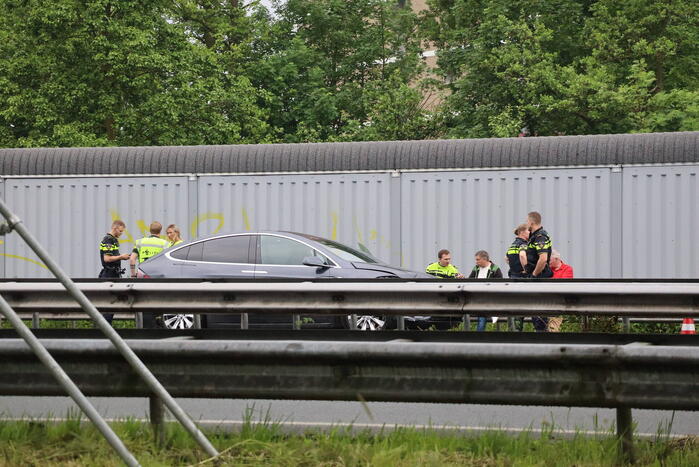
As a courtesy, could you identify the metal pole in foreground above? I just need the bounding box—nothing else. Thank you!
[0,295,140,467]
[0,200,219,459]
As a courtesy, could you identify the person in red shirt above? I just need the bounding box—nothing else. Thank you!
[549,250,573,331]
[550,249,574,278]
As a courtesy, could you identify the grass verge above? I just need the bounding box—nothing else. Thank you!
[0,415,697,466]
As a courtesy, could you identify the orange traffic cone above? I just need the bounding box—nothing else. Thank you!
[680,318,696,335]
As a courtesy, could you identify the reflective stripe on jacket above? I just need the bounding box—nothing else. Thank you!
[134,236,169,263]
[426,262,460,278]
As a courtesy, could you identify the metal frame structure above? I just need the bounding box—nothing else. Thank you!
[0,199,219,465]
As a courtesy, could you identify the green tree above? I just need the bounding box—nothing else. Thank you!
[0,0,270,147]
[339,73,441,141]
[423,0,699,137]
[249,0,432,142]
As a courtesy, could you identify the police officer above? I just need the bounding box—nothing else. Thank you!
[505,224,530,331]
[506,224,530,278]
[99,219,131,324]
[130,221,169,328]
[99,220,130,278]
[525,211,553,332]
[426,249,464,278]
[129,221,169,277]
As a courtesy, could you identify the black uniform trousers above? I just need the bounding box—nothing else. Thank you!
[529,269,553,332]
[98,267,120,324]
[508,272,526,331]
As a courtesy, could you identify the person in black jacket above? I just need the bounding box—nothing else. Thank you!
[505,224,530,278]
[98,219,131,325]
[525,211,554,332]
[505,224,530,331]
[468,250,503,331]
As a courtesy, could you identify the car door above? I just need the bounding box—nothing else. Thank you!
[171,235,255,278]
[255,234,337,279]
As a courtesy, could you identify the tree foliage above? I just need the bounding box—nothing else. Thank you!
[0,0,270,147]
[247,0,431,142]
[0,0,698,147]
[423,0,699,137]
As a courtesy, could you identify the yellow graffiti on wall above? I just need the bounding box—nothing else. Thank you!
[331,212,338,240]
[1,253,49,270]
[241,208,251,231]
[190,213,225,239]
[0,234,49,269]
[110,210,136,245]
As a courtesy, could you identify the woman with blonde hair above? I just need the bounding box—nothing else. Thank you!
[165,224,184,247]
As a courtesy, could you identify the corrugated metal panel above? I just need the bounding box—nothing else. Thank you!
[2,132,699,176]
[400,169,612,278]
[0,178,4,277]
[3,177,189,278]
[197,174,395,263]
[622,166,699,278]
[1,163,697,280]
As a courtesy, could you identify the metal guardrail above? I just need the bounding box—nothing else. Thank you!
[1,336,698,462]
[2,279,698,462]
[1,280,698,317]
[8,312,687,324]
[1,338,696,409]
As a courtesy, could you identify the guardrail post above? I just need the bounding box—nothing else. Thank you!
[135,312,144,329]
[397,316,405,331]
[462,315,471,331]
[350,314,358,330]
[32,312,39,329]
[292,314,301,330]
[241,313,249,330]
[193,314,202,329]
[616,407,635,464]
[150,396,166,449]
[622,317,631,333]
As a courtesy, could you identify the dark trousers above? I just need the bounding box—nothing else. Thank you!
[98,267,121,324]
[528,268,553,332]
[508,272,525,331]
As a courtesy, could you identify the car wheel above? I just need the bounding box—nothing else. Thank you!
[344,275,396,331]
[346,314,386,331]
[162,314,195,329]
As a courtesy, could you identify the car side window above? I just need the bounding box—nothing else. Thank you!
[187,242,204,261]
[170,242,203,261]
[200,235,251,263]
[170,246,188,260]
[259,235,320,265]
[314,250,333,265]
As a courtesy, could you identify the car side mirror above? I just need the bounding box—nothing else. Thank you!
[302,256,327,268]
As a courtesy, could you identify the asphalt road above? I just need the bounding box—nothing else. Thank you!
[1,397,697,438]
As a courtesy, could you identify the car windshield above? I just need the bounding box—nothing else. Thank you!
[299,235,379,263]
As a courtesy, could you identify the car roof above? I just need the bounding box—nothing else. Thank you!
[185,231,312,243]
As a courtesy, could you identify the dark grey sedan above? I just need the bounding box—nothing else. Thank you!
[138,231,431,330]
